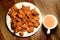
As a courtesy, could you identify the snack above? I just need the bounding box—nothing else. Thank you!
[9,5,40,36]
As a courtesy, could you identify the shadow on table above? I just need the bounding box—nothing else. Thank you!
[41,24,58,34]
[41,24,58,40]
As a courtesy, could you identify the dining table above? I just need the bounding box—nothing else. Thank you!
[0,0,60,40]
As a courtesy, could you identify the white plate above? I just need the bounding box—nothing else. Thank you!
[6,2,42,37]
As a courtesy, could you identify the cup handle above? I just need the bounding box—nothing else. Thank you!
[47,29,50,34]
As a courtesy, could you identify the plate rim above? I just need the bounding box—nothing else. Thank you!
[6,2,42,37]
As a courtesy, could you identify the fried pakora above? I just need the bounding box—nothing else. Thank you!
[9,5,40,36]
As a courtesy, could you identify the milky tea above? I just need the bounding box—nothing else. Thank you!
[43,15,58,34]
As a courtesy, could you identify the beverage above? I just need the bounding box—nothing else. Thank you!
[43,15,58,34]
[44,15,55,28]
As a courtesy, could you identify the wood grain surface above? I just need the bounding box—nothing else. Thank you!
[0,0,60,40]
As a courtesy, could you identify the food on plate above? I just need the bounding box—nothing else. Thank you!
[27,27,34,33]
[9,5,40,36]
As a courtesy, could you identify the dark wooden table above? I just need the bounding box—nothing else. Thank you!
[0,0,60,40]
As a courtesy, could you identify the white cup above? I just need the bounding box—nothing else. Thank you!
[43,15,58,34]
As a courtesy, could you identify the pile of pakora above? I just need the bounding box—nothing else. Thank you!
[9,5,40,36]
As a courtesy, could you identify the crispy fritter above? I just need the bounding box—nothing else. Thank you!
[9,5,40,36]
